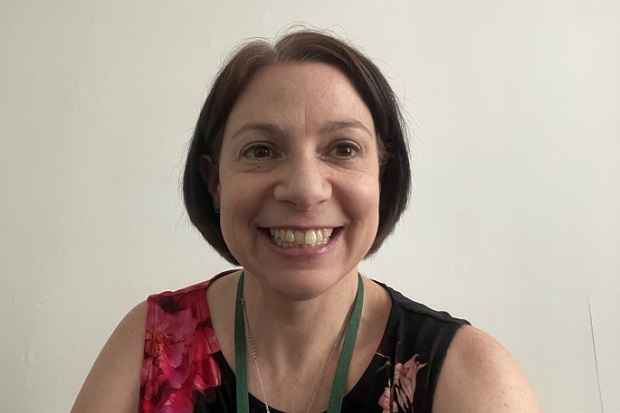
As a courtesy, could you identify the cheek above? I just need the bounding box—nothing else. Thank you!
[365,179,382,225]
[219,185,248,220]
[346,178,381,221]
[218,174,268,225]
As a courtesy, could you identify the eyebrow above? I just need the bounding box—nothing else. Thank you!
[230,119,373,140]
[230,122,286,141]
[319,119,373,137]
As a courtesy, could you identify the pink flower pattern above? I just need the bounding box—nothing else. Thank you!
[378,354,428,413]
[137,274,456,413]
[139,281,221,413]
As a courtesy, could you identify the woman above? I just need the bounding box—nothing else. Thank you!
[71,31,543,413]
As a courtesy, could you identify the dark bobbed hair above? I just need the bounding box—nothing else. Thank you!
[183,30,411,265]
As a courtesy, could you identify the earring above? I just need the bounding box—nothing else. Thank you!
[214,204,220,214]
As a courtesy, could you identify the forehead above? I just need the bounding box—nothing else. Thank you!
[225,62,374,131]
[243,62,355,97]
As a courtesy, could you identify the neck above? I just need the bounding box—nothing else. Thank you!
[240,269,359,363]
[235,269,367,413]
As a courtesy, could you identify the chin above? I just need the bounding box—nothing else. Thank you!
[256,265,357,302]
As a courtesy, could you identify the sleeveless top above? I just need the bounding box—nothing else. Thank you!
[139,272,469,413]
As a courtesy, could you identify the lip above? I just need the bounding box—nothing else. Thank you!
[260,227,341,260]
[263,225,337,231]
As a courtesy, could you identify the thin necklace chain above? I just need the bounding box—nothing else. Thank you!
[241,298,272,413]
[241,298,352,413]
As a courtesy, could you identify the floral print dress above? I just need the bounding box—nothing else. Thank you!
[139,272,468,413]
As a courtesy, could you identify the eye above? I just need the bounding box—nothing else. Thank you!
[329,141,360,158]
[242,143,276,160]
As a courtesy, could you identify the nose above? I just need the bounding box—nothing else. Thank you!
[273,154,331,210]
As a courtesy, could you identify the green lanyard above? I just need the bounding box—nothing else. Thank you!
[235,272,364,413]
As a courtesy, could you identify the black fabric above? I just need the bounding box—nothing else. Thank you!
[194,282,469,413]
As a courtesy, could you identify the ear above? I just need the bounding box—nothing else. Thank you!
[199,155,221,205]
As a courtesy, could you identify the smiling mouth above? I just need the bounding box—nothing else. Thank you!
[268,228,335,248]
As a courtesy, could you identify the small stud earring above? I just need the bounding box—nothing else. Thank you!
[214,204,220,214]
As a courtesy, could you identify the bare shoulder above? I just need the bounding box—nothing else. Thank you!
[433,325,544,413]
[71,301,147,413]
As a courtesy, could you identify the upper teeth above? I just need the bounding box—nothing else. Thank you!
[269,228,334,247]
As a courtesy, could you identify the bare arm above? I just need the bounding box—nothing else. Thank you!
[433,325,544,413]
[71,302,147,413]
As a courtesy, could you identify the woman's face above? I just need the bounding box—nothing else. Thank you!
[212,62,380,300]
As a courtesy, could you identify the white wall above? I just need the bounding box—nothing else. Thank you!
[1,1,618,412]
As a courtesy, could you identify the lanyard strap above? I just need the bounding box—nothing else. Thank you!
[235,272,364,413]
[235,271,250,412]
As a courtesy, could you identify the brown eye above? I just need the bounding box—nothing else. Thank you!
[336,145,353,157]
[243,144,275,160]
[330,142,359,158]
[252,146,270,158]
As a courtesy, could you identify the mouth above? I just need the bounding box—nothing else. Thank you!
[267,227,336,248]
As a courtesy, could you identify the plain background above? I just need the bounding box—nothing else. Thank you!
[1,1,618,412]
